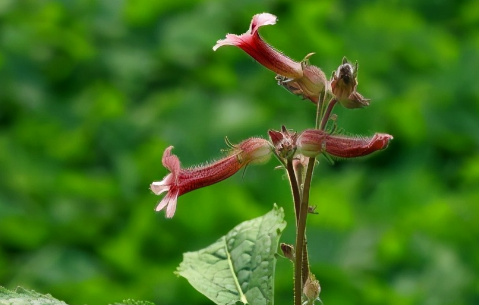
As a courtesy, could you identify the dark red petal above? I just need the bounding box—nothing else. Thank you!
[268,129,284,146]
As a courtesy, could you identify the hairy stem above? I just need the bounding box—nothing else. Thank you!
[286,159,302,224]
[320,97,338,130]
[315,90,326,129]
[294,157,316,305]
[294,89,328,305]
[302,236,309,285]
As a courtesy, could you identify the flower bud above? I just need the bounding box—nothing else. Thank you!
[280,243,295,261]
[303,273,321,302]
[331,57,370,109]
[268,125,297,159]
[292,154,308,187]
[331,57,357,100]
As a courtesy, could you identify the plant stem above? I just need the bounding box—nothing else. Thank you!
[315,90,326,129]
[286,159,302,224]
[294,157,316,305]
[302,236,309,285]
[320,98,338,130]
[294,89,328,305]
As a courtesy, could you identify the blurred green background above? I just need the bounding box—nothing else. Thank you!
[1,0,478,304]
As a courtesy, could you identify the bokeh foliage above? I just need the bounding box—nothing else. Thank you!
[0,0,478,304]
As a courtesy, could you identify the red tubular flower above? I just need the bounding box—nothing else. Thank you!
[150,138,272,218]
[214,13,326,103]
[213,13,303,79]
[297,129,393,158]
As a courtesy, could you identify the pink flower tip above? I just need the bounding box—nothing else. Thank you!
[213,13,303,79]
[213,13,277,51]
[150,146,181,218]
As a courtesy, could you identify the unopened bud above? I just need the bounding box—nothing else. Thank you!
[331,57,357,100]
[303,273,321,302]
[331,57,370,109]
[280,243,295,261]
[292,154,308,187]
[268,126,297,160]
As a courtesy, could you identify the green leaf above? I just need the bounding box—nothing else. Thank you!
[175,205,287,305]
[113,299,155,305]
[0,287,155,305]
[0,286,69,305]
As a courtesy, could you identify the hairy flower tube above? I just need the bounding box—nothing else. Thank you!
[213,13,326,103]
[297,129,393,158]
[150,138,272,218]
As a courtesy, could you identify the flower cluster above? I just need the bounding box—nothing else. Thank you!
[151,130,391,218]
[151,12,392,220]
